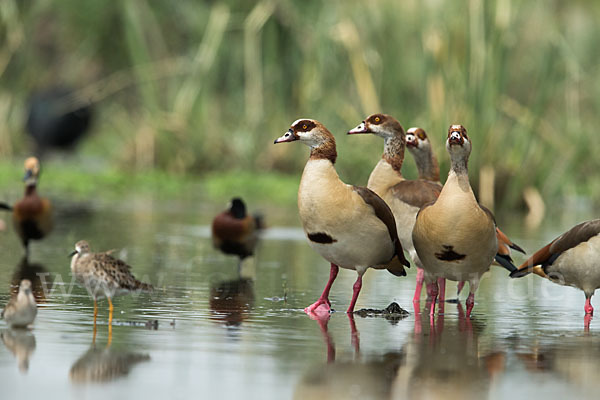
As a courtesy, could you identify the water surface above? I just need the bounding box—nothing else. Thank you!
[0,198,598,399]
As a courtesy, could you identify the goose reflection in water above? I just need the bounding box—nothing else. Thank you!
[296,304,507,400]
[515,334,600,396]
[294,313,404,400]
[1,329,36,373]
[11,256,51,303]
[70,341,150,383]
[209,278,254,328]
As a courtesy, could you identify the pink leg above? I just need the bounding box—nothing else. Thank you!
[457,281,466,297]
[438,278,446,302]
[347,274,363,313]
[413,302,422,335]
[466,292,475,317]
[426,281,439,316]
[413,267,425,303]
[305,263,339,314]
[584,314,592,333]
[348,314,360,355]
[585,295,594,315]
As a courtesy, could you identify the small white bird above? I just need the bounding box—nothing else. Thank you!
[2,279,37,328]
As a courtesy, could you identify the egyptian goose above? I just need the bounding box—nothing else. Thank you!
[0,157,53,257]
[412,124,499,317]
[1,279,37,328]
[212,197,263,270]
[405,126,524,299]
[274,119,410,314]
[510,219,600,319]
[405,127,441,182]
[69,240,153,336]
[349,116,444,304]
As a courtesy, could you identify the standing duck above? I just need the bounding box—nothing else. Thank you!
[404,126,524,299]
[412,125,498,317]
[349,116,443,304]
[274,119,410,314]
[212,197,263,271]
[0,157,53,258]
[510,220,600,321]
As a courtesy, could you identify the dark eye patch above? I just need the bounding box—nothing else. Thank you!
[293,120,316,133]
[368,114,384,125]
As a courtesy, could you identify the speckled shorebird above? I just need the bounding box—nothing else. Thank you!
[274,119,410,315]
[0,157,53,257]
[1,279,37,328]
[69,240,153,330]
[510,220,600,328]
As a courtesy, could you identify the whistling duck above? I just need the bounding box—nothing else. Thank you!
[26,86,93,154]
[1,279,37,328]
[510,219,600,318]
[211,197,263,270]
[5,157,53,257]
[412,125,499,317]
[349,116,444,304]
[405,126,524,299]
[69,240,153,339]
[274,119,410,314]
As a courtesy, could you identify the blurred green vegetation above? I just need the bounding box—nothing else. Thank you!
[1,0,600,211]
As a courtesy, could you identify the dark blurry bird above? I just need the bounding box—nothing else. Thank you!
[26,86,93,154]
[69,240,153,332]
[211,198,264,268]
[0,157,53,257]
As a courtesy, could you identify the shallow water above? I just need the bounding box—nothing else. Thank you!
[0,198,598,399]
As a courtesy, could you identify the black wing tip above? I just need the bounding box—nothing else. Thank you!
[495,253,517,273]
[510,243,526,254]
[509,268,532,278]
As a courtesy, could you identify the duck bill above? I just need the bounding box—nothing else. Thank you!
[273,129,298,144]
[447,132,463,146]
[347,121,370,134]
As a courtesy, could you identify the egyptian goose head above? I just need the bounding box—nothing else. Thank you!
[348,114,406,172]
[23,157,41,187]
[274,119,337,163]
[348,113,404,140]
[446,124,471,172]
[406,127,440,182]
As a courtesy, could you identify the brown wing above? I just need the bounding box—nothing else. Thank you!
[549,219,600,255]
[352,186,410,270]
[389,180,442,208]
[511,219,600,278]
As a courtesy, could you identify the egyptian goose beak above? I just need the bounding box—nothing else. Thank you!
[274,128,299,144]
[347,121,370,134]
[447,125,467,147]
[405,132,418,148]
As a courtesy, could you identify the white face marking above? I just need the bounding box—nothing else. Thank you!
[449,131,461,141]
[406,133,416,142]
[292,118,310,127]
[348,121,366,133]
